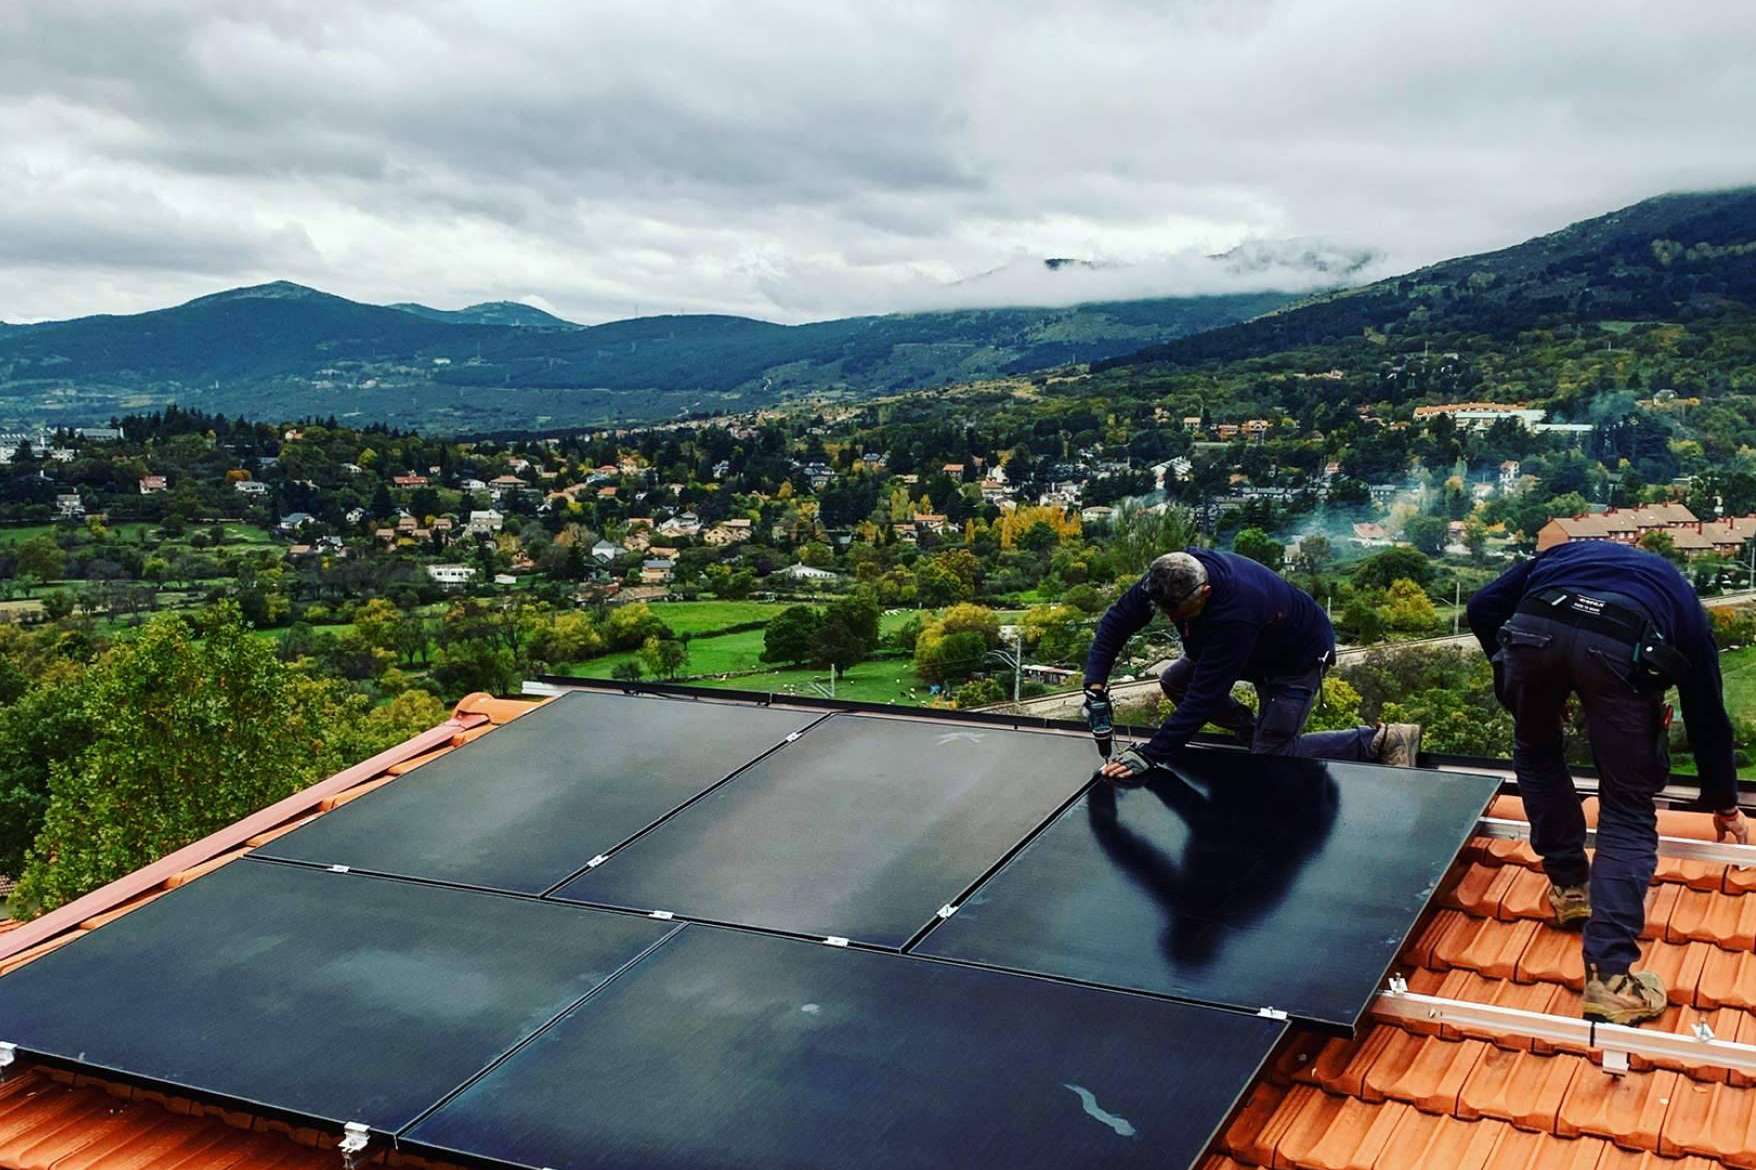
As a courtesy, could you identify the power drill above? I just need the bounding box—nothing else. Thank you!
[1082,687,1113,760]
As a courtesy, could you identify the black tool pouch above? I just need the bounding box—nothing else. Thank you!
[1632,624,1690,691]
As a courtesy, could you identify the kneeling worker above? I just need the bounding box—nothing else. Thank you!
[1085,549,1421,781]
[1468,540,1749,1025]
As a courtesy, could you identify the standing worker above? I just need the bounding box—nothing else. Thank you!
[1083,549,1422,781]
[1467,540,1749,1026]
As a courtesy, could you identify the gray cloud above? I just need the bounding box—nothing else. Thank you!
[1,0,1753,324]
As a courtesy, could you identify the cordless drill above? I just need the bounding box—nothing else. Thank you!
[1082,687,1114,760]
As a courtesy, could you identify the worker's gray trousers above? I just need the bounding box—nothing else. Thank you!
[1158,657,1378,760]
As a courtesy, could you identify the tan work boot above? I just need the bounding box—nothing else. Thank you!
[1376,723,1423,767]
[1583,966,1667,1026]
[1548,883,1591,931]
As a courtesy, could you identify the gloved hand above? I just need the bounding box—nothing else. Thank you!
[1714,807,1750,846]
[1098,746,1156,783]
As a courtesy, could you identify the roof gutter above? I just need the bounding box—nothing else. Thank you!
[0,714,484,965]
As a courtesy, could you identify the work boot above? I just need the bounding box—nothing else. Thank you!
[1376,722,1423,767]
[1547,883,1591,931]
[1583,966,1667,1026]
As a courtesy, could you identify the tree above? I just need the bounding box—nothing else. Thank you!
[0,666,91,881]
[1639,529,1684,565]
[817,593,880,670]
[1382,578,1439,632]
[1292,534,1332,578]
[15,536,65,594]
[40,590,74,621]
[1232,527,1285,571]
[1403,514,1449,556]
[762,605,824,665]
[1337,596,1386,644]
[1352,546,1434,590]
[1108,503,1199,576]
[639,634,689,680]
[12,603,363,916]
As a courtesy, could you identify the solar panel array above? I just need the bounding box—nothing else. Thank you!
[0,689,1499,1170]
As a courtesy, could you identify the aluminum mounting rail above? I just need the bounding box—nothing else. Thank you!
[1372,984,1756,1076]
[1475,816,1756,867]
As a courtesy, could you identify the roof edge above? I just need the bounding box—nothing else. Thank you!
[0,713,485,964]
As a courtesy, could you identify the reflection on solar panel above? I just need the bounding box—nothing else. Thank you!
[258,691,819,893]
[0,859,676,1132]
[405,924,1286,1170]
[916,753,1500,1030]
[553,713,1097,947]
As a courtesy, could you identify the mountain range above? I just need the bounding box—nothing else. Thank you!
[0,279,1296,432]
[0,187,1751,433]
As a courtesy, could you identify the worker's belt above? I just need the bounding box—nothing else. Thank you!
[1514,588,1692,687]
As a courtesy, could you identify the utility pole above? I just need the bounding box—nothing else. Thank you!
[1453,580,1461,636]
[830,663,837,699]
[1013,629,1023,705]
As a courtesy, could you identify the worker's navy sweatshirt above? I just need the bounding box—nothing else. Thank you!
[1084,548,1336,758]
[1466,540,1736,809]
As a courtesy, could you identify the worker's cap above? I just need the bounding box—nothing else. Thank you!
[1146,551,1207,611]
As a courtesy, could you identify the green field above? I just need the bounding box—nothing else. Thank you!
[646,599,789,635]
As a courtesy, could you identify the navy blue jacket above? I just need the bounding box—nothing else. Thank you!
[1466,541,1736,809]
[1085,549,1336,758]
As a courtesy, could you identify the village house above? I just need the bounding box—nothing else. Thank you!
[704,518,753,546]
[138,474,168,495]
[640,558,675,585]
[55,493,85,518]
[234,480,270,496]
[391,473,429,488]
[426,564,477,588]
[591,539,622,562]
[467,510,504,536]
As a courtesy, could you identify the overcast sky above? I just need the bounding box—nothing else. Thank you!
[3,0,1754,325]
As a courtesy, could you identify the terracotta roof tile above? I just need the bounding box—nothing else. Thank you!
[1457,1045,1583,1130]
[1221,1080,1289,1165]
[1598,1148,1722,1170]
[1271,1090,1408,1170]
[1669,888,1756,951]
[1433,914,1539,980]
[1697,947,1756,1011]
[1302,1026,1400,1098]
[1373,1110,1506,1170]
[1482,1127,1607,1170]
[1359,1031,1488,1113]
[1554,1065,1678,1151]
[1443,863,1519,918]
[1659,1078,1756,1164]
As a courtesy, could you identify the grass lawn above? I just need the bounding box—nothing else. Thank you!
[647,599,790,635]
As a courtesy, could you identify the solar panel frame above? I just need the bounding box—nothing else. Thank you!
[256,691,824,894]
[0,858,679,1133]
[403,923,1287,1170]
[549,712,1102,948]
[914,753,1500,1031]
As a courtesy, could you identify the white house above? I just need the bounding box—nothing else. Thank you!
[426,564,477,587]
[591,539,622,562]
[234,480,270,496]
[776,563,841,583]
[55,493,84,518]
[467,510,504,536]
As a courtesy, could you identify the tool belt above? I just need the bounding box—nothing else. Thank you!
[1514,587,1692,687]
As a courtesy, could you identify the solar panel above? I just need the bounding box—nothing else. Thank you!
[551,713,1098,947]
[0,858,676,1132]
[257,691,819,893]
[405,924,1284,1170]
[916,754,1499,1030]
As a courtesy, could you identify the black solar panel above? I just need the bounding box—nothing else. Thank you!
[0,858,676,1132]
[915,754,1500,1030]
[551,713,1098,947]
[257,691,819,893]
[405,924,1285,1170]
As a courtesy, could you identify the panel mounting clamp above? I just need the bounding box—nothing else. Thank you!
[339,1121,371,1169]
[823,936,850,947]
[936,904,958,919]
[1257,1007,1288,1020]
[328,865,351,874]
[0,1042,15,1081]
[649,910,674,920]
[585,855,609,869]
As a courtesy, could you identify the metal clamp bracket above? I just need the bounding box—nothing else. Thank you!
[339,1121,371,1168]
